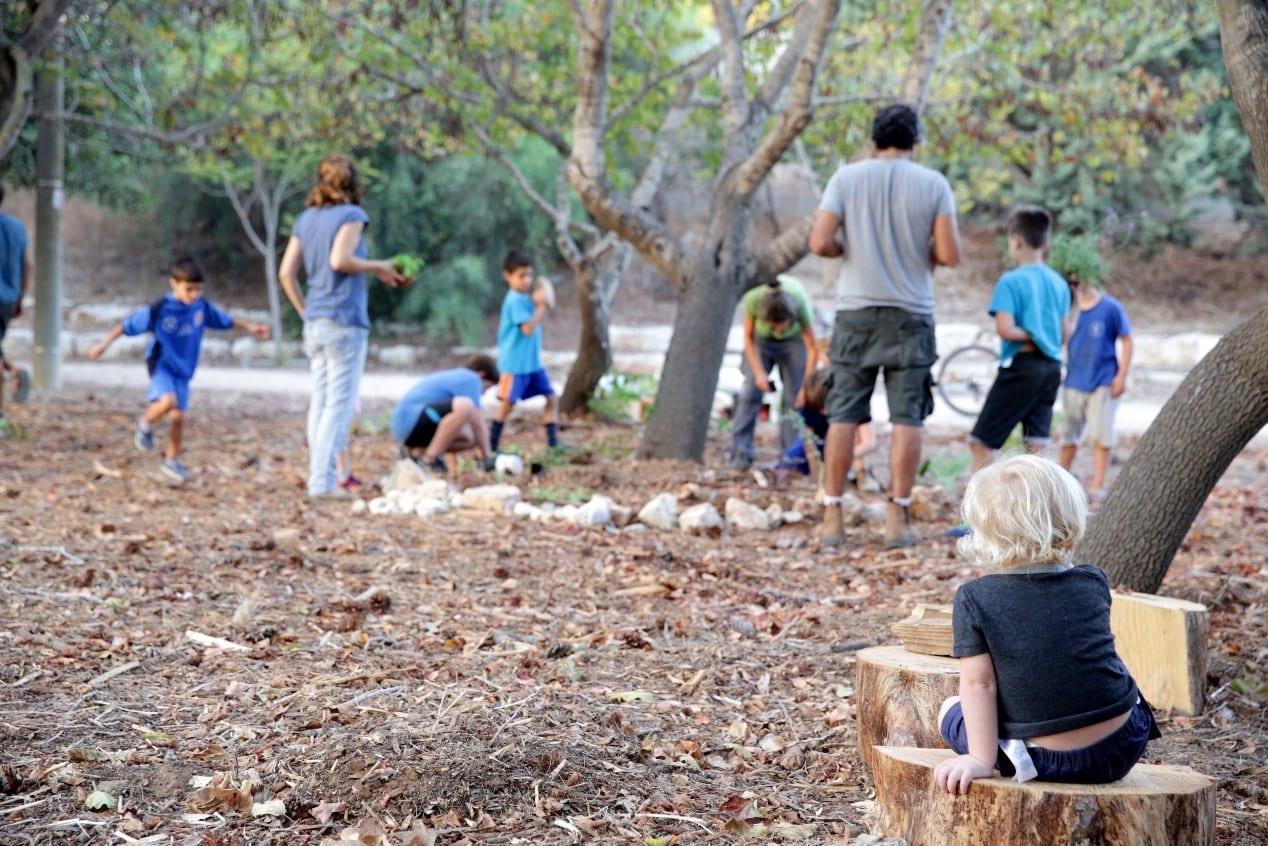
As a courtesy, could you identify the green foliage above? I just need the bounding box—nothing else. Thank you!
[526,484,594,505]
[588,371,658,422]
[390,253,424,280]
[1048,233,1109,286]
[391,254,493,346]
[918,449,971,496]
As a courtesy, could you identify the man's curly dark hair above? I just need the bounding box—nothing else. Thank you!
[871,103,922,151]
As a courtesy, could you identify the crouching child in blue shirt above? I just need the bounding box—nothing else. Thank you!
[934,454,1161,793]
[88,256,269,483]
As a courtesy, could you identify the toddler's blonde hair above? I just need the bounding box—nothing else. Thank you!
[957,455,1087,570]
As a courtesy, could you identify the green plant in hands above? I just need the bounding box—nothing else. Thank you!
[1049,233,1109,287]
[391,253,424,281]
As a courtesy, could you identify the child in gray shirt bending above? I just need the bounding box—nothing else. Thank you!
[934,455,1160,793]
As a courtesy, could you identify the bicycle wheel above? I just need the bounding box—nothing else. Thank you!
[936,345,999,418]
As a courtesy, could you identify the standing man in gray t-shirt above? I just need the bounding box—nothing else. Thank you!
[808,103,962,549]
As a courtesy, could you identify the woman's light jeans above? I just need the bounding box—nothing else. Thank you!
[303,319,368,495]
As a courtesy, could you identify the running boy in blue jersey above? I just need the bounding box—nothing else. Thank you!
[490,249,558,454]
[968,206,1071,472]
[88,257,269,483]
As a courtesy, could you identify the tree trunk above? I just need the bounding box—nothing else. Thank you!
[637,270,740,460]
[559,254,620,416]
[855,645,958,775]
[1075,1,1268,593]
[872,747,1216,846]
[1075,310,1268,592]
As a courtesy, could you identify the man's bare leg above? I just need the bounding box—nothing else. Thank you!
[819,421,858,547]
[885,423,921,547]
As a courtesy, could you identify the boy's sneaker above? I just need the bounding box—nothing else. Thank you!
[160,457,190,483]
[13,369,30,404]
[425,456,447,474]
[338,475,363,490]
[134,417,155,452]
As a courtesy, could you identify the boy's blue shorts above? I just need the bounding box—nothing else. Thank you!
[148,368,191,411]
[498,369,555,404]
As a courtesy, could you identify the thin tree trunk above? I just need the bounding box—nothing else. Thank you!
[1075,309,1268,592]
[560,245,630,416]
[637,270,740,459]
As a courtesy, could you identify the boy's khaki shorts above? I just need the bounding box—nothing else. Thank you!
[1060,385,1119,449]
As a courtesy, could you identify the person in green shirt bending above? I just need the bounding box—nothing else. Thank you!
[728,275,817,470]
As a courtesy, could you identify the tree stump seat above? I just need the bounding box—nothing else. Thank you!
[871,746,1216,846]
[855,645,959,773]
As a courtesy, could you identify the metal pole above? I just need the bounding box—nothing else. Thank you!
[33,31,64,392]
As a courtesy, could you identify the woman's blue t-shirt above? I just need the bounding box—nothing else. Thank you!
[293,204,371,329]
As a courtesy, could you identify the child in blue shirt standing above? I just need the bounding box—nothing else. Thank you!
[1058,279,1132,501]
[490,249,558,454]
[968,206,1071,472]
[88,257,269,483]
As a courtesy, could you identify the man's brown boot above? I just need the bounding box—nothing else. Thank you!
[819,503,845,547]
[884,498,919,549]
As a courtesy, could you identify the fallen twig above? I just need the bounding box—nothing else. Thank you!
[185,631,250,652]
[89,660,141,688]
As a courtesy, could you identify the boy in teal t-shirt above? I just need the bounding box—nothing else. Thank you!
[968,206,1071,472]
[491,249,558,454]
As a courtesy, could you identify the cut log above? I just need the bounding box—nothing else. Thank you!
[891,604,954,656]
[856,645,959,773]
[1110,591,1208,716]
[872,746,1216,846]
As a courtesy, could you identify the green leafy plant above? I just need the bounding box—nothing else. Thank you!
[918,448,972,496]
[1049,233,1109,287]
[390,253,424,280]
[527,484,594,504]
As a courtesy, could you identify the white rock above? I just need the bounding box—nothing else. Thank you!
[575,497,612,527]
[557,504,580,524]
[351,499,367,515]
[418,479,453,500]
[679,502,723,534]
[495,453,525,475]
[766,502,784,526]
[609,503,635,528]
[725,497,773,532]
[368,497,396,515]
[448,492,465,508]
[782,510,804,524]
[638,492,680,531]
[462,484,522,513]
[382,459,426,493]
[414,497,449,518]
[513,501,540,520]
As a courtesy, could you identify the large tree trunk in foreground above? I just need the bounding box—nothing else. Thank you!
[1076,310,1268,592]
[872,747,1216,846]
[1076,0,1268,593]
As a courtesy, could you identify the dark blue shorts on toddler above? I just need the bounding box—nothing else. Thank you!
[939,697,1161,784]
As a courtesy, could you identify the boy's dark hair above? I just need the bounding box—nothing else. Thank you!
[802,368,831,412]
[169,256,206,283]
[503,249,533,274]
[1007,205,1053,250]
[872,103,922,151]
[464,353,499,384]
[760,277,796,325]
[0,181,6,205]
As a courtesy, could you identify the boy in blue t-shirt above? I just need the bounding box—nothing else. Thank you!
[88,256,269,483]
[490,249,558,453]
[391,354,500,475]
[1058,280,1132,501]
[968,206,1071,472]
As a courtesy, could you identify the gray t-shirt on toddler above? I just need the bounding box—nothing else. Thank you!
[817,157,956,315]
[951,563,1139,738]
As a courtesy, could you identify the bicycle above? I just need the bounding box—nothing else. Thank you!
[935,329,999,418]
